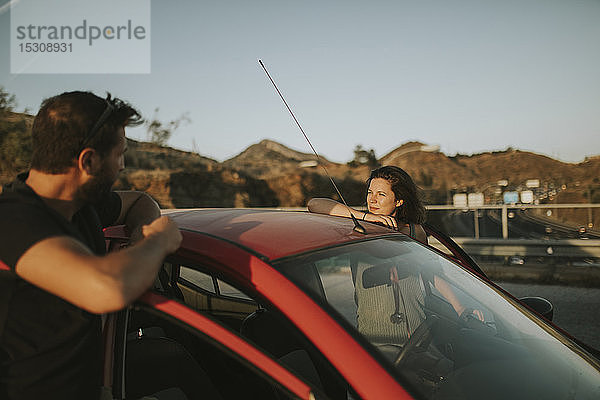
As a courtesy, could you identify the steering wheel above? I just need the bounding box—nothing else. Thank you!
[459,308,497,335]
[393,315,440,367]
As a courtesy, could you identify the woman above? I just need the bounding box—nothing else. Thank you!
[308,165,428,242]
[308,166,473,332]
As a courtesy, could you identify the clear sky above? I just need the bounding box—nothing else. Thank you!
[1,0,599,163]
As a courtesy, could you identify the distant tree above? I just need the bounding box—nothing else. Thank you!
[0,86,17,116]
[347,145,380,169]
[191,138,200,154]
[145,108,190,146]
[0,88,31,181]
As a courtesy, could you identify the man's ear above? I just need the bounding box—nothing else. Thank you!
[78,148,98,175]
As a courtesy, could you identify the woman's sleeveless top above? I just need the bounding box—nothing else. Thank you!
[354,223,426,344]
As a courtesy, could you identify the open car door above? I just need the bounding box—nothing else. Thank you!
[103,291,323,400]
[423,223,487,279]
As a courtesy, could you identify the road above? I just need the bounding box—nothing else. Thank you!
[427,209,600,240]
[497,281,600,350]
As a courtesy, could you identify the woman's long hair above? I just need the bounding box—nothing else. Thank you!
[367,166,426,225]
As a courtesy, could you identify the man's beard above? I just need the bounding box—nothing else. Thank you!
[77,169,115,205]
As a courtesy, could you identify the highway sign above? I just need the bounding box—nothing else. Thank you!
[503,191,519,204]
[453,193,468,208]
[468,192,485,207]
[521,190,534,204]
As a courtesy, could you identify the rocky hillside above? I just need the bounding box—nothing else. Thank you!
[222,139,367,206]
[223,139,329,178]
[2,111,599,210]
[0,111,33,183]
[378,142,600,202]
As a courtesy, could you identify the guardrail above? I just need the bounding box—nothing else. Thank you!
[426,203,600,239]
[259,207,600,260]
[444,237,600,259]
[259,204,600,240]
[425,204,600,210]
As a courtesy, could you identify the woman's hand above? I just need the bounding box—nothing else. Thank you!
[459,307,485,322]
[363,213,398,230]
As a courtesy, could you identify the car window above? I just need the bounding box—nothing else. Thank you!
[123,305,304,400]
[426,235,455,257]
[276,237,600,400]
[173,263,258,333]
[217,278,253,301]
[167,261,353,400]
[179,265,253,301]
[180,266,216,293]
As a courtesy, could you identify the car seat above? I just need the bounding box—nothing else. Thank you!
[125,335,223,400]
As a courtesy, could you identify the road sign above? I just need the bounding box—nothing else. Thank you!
[453,193,468,208]
[521,190,534,204]
[468,192,485,207]
[503,191,519,204]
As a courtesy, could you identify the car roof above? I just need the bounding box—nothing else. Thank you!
[167,208,395,261]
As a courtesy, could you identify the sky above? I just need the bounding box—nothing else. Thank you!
[1,0,599,164]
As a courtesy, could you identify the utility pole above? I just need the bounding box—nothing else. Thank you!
[588,187,593,228]
[502,205,508,239]
[473,209,480,239]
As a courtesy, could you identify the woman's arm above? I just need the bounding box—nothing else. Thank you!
[307,198,363,218]
[433,276,465,316]
[433,275,484,320]
[307,198,398,229]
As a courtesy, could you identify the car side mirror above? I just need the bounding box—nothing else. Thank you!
[519,296,554,321]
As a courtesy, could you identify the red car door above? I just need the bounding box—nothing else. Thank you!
[103,291,320,400]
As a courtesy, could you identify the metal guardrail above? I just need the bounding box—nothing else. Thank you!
[448,238,600,259]
[258,205,599,240]
[425,204,600,210]
[425,204,600,239]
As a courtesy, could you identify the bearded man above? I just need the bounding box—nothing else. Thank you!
[0,91,182,400]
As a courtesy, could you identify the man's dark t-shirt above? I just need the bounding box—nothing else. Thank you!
[0,174,121,400]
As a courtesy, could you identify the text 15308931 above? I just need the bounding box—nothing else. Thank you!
[18,42,73,52]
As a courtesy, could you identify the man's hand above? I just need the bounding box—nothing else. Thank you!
[142,216,182,254]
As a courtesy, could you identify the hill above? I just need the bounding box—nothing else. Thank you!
[2,110,599,211]
[0,111,33,183]
[379,143,600,201]
[223,139,366,206]
[222,139,330,178]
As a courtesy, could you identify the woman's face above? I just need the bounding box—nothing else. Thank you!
[367,178,403,216]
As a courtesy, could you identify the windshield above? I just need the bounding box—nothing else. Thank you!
[275,237,600,400]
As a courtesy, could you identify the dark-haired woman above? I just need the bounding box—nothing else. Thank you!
[308,166,473,325]
[308,165,427,242]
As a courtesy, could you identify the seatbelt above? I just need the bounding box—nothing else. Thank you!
[389,267,412,338]
[408,223,434,297]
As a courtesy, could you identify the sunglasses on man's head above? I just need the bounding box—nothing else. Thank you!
[78,99,114,152]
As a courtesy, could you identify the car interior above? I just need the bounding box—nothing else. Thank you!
[115,259,353,400]
[122,304,304,400]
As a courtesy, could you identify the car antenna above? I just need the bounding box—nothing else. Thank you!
[259,59,366,234]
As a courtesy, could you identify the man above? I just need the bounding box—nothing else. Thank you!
[0,91,182,399]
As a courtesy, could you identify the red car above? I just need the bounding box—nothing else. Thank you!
[102,209,600,400]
